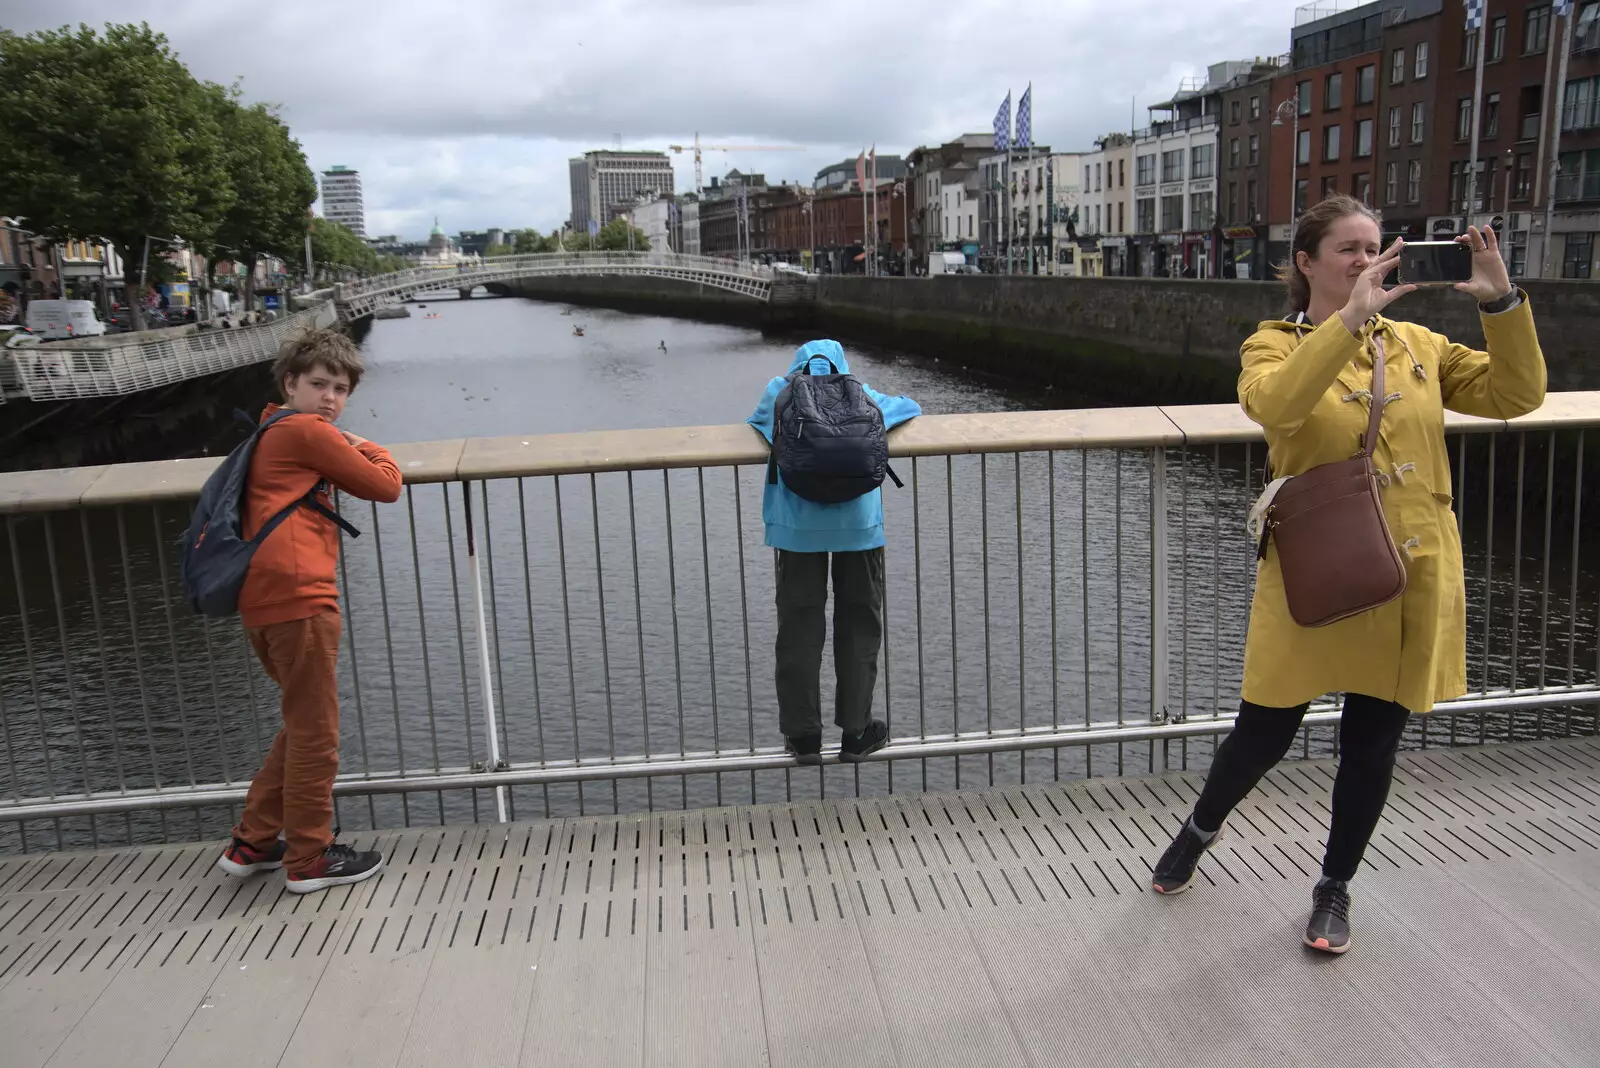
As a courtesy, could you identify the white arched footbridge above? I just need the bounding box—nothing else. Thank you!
[335,252,807,320]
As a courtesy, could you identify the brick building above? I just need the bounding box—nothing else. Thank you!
[1219,60,1291,278]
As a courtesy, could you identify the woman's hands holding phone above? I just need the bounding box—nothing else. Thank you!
[1453,225,1514,303]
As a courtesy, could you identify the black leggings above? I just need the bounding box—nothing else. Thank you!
[1192,693,1411,882]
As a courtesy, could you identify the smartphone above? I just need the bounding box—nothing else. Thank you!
[1398,240,1474,286]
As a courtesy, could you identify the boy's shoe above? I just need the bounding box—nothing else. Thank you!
[285,843,384,894]
[839,720,890,763]
[1150,819,1223,894]
[784,734,823,765]
[216,836,288,877]
[1303,879,1352,954]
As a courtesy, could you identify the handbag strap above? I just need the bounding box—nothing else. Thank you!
[1362,333,1387,458]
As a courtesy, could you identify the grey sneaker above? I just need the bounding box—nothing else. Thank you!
[286,842,383,894]
[1150,819,1223,894]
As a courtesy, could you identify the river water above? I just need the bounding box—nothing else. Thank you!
[1,293,1595,850]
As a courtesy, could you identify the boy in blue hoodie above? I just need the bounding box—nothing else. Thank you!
[747,339,922,763]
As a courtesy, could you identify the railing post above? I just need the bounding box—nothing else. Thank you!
[461,480,509,821]
[1149,446,1171,724]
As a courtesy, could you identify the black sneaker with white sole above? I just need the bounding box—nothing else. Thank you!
[285,842,383,894]
[1303,878,1352,954]
[839,720,889,763]
[1150,819,1223,894]
[784,734,823,765]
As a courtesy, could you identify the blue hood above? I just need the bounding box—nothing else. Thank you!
[747,339,921,553]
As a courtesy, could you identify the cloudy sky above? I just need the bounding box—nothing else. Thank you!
[9,0,1315,240]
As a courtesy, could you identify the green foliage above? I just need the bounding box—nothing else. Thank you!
[309,218,380,274]
[595,218,650,251]
[484,243,516,258]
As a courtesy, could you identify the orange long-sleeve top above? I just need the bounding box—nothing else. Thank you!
[238,404,403,627]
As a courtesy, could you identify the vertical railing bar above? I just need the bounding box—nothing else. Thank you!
[480,482,513,821]
[1152,445,1172,779]
[553,476,583,815]
[1454,434,1466,748]
[238,622,265,761]
[626,472,652,813]
[880,503,890,800]
[441,482,481,824]
[1211,445,1221,733]
[1511,433,1526,699]
[332,494,379,829]
[39,514,94,799]
[462,481,507,822]
[0,627,21,808]
[149,506,199,788]
[947,455,959,791]
[512,478,550,818]
[116,507,162,791]
[1015,452,1026,786]
[1568,430,1584,695]
[695,468,720,807]
[1482,436,1497,744]
[197,615,233,785]
[1115,450,1125,776]
[368,499,410,827]
[662,470,687,809]
[981,454,993,787]
[1177,443,1189,773]
[913,457,928,792]
[406,486,447,825]
[591,473,619,814]
[1539,431,1555,704]
[1049,450,1059,783]
[732,468,755,806]
[1081,449,1092,779]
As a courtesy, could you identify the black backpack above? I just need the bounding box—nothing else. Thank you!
[178,409,360,617]
[767,358,902,504]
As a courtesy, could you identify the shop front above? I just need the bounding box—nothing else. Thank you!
[1221,225,1263,280]
[1099,235,1128,276]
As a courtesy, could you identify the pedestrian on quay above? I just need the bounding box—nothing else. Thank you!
[748,339,920,765]
[1149,196,1546,953]
[215,328,403,893]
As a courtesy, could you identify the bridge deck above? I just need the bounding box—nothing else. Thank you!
[2,736,1596,1067]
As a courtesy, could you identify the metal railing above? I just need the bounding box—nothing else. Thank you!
[334,252,783,319]
[0,399,1597,853]
[0,304,337,402]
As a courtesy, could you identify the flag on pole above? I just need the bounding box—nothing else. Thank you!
[855,150,867,187]
[993,92,1012,153]
[1016,85,1033,150]
[1463,0,1485,31]
[588,219,599,237]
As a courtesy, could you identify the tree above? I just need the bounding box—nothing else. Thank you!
[200,86,317,313]
[308,218,380,278]
[0,23,233,331]
[595,218,650,251]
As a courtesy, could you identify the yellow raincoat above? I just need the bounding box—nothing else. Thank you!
[1239,296,1546,714]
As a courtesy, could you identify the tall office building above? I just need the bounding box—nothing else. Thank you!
[320,166,367,238]
[568,151,676,233]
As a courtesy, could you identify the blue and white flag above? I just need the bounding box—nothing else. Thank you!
[1016,85,1033,150]
[993,92,1012,154]
[588,219,599,237]
[1464,0,1485,31]
[1554,0,1572,16]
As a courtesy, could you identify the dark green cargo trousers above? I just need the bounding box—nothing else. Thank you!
[775,548,885,739]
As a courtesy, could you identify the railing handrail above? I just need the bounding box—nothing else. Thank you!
[3,392,1598,514]
[337,251,778,304]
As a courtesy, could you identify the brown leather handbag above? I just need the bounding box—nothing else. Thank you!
[1256,335,1408,627]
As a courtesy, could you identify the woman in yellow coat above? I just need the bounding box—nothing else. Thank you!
[1148,196,1546,954]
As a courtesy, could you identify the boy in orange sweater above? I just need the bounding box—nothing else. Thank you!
[215,329,402,893]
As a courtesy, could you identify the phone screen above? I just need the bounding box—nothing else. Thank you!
[1399,241,1473,285]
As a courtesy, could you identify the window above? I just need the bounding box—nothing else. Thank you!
[1463,28,1479,68]
[1483,92,1500,139]
[1389,107,1402,147]
[1357,65,1375,105]
[1412,102,1426,142]
[1324,124,1342,162]
[1561,232,1592,279]
[1489,15,1507,62]
[1526,4,1551,54]
[1295,178,1309,214]
[1226,182,1238,222]
[1416,41,1430,78]
[1119,159,1126,187]
[1160,194,1184,232]
[1118,201,1125,232]
[1298,129,1312,165]
[1564,77,1600,131]
[1386,161,1399,204]
[1191,143,1214,180]
[1084,165,1092,190]
[1190,191,1214,229]
[1408,159,1422,202]
[1355,172,1372,205]
[1246,179,1258,221]
[1297,80,1312,116]
[1231,99,1242,124]
[1230,138,1241,168]
[1136,197,1155,232]
[1321,175,1338,199]
[1391,48,1406,84]
[1248,134,1260,165]
[1356,118,1374,158]
[1136,154,1156,186]
[1577,3,1600,56]
[1250,96,1261,120]
[1449,161,1468,211]
[1457,97,1474,140]
[1554,149,1600,202]
[1325,72,1343,110]
[1516,153,1533,198]
[1162,149,1185,182]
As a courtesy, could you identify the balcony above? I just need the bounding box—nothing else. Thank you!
[1555,170,1600,202]
[1519,113,1542,142]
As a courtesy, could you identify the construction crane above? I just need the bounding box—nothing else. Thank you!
[666,134,806,194]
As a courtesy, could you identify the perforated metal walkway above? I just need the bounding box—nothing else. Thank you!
[2,736,1597,1067]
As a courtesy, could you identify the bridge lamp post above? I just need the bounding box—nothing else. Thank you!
[893,181,908,277]
[1271,98,1300,251]
[801,197,815,271]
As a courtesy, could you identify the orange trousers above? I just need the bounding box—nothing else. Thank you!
[231,611,343,874]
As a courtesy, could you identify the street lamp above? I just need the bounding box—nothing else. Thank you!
[1272,98,1301,251]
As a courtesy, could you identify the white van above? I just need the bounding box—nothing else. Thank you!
[24,300,108,340]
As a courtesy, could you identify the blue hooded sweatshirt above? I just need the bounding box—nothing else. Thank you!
[747,339,921,553]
